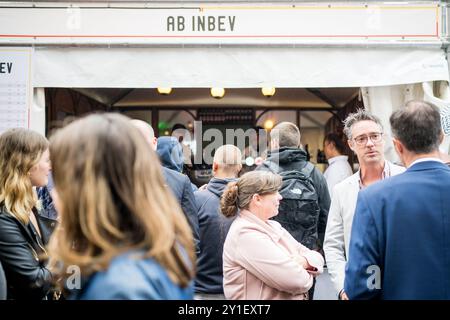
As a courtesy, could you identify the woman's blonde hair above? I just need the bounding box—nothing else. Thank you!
[0,128,49,224]
[221,171,282,217]
[48,113,195,287]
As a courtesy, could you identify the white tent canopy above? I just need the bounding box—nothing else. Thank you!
[34,47,449,88]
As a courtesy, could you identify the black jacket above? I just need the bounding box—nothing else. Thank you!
[194,178,235,294]
[257,147,331,249]
[0,261,6,300]
[0,205,56,300]
[162,167,200,256]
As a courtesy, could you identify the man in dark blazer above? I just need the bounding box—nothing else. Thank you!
[345,100,450,299]
[131,120,200,256]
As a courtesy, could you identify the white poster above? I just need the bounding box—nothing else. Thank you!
[0,47,33,133]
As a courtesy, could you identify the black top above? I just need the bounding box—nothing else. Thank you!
[257,147,331,249]
[194,177,236,294]
[0,205,56,300]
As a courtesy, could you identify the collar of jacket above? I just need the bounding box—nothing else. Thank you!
[207,177,238,198]
[407,159,449,172]
[0,205,57,247]
[266,147,307,164]
[33,207,58,245]
[239,209,284,242]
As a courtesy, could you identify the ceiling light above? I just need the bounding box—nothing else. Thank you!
[210,87,225,99]
[264,119,275,130]
[157,87,172,95]
[261,87,276,97]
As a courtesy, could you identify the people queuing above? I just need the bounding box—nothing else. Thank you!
[0,99,449,300]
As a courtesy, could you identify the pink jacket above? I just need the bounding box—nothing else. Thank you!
[223,210,324,300]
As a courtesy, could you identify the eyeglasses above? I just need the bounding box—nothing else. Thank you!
[353,132,383,146]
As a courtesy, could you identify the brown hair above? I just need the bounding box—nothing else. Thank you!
[270,122,301,148]
[390,100,442,154]
[0,128,49,224]
[324,133,347,154]
[221,171,282,217]
[48,113,195,287]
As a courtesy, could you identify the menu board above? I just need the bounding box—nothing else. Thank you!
[0,48,33,134]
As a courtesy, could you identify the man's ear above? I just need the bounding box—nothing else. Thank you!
[347,140,355,152]
[392,138,403,156]
[152,137,158,150]
[212,162,219,173]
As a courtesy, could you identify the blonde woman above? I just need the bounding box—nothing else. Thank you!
[221,171,324,300]
[0,128,54,300]
[48,113,195,299]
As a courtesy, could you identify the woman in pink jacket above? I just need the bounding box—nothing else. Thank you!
[220,171,324,300]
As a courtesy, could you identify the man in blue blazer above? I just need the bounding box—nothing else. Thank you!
[344,100,450,299]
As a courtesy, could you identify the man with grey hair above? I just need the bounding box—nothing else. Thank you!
[194,145,242,300]
[345,100,450,299]
[323,109,405,300]
[130,119,200,256]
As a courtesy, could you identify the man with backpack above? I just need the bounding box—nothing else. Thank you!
[258,122,330,251]
[257,122,330,299]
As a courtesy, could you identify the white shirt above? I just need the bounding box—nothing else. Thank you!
[323,160,406,296]
[409,157,444,168]
[323,155,353,196]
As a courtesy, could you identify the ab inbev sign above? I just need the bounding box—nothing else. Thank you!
[0,3,441,44]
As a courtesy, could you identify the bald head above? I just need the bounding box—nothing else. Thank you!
[213,145,242,178]
[130,119,157,150]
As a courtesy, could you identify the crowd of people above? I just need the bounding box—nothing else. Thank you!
[0,99,449,300]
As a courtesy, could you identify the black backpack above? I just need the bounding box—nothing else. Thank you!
[265,161,321,250]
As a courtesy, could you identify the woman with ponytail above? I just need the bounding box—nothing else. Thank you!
[220,171,324,300]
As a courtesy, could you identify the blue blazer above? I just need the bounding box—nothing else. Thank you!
[344,161,450,300]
